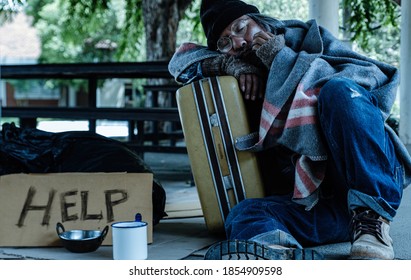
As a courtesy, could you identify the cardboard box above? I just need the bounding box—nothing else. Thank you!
[0,172,153,246]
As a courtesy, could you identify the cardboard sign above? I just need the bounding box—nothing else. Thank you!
[0,172,153,246]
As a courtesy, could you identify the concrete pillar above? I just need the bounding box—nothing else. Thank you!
[400,0,411,154]
[309,0,340,37]
[68,86,76,107]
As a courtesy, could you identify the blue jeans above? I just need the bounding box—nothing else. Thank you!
[225,77,404,247]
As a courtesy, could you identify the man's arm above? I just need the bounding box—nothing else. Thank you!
[169,42,266,100]
[168,42,219,84]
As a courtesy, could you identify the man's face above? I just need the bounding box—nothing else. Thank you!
[217,15,265,55]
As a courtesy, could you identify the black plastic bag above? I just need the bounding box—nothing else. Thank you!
[0,122,167,225]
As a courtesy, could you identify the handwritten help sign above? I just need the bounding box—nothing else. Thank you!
[0,173,153,246]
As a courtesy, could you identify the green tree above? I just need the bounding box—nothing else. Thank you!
[342,0,401,65]
[0,0,25,23]
[343,0,400,46]
[0,0,402,64]
[29,0,122,62]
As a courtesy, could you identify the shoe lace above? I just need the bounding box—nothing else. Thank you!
[350,209,388,246]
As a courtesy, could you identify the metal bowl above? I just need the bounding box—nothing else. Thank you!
[56,222,109,253]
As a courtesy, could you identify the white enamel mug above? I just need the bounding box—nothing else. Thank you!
[111,213,148,260]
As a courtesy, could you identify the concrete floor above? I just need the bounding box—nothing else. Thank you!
[0,152,221,260]
[1,152,411,260]
[0,217,220,260]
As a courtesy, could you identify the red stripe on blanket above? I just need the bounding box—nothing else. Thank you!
[260,116,272,132]
[294,160,319,198]
[260,101,283,135]
[262,100,281,116]
[267,125,284,136]
[290,98,317,110]
[284,115,317,129]
[176,42,199,53]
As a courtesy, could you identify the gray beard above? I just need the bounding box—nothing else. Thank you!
[235,47,267,72]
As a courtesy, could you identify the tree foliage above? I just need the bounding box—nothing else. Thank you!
[340,0,401,67]
[0,0,25,23]
[118,0,144,60]
[0,0,403,65]
[343,0,401,50]
[176,0,309,47]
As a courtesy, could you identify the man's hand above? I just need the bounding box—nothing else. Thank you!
[252,31,286,69]
[252,31,275,51]
[221,56,266,101]
[202,55,266,100]
[238,73,265,101]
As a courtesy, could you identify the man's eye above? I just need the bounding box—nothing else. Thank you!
[233,21,248,34]
[235,26,245,33]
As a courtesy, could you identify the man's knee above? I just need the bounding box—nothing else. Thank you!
[318,77,356,106]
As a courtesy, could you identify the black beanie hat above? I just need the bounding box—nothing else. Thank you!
[200,0,260,50]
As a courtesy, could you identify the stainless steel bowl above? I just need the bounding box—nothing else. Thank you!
[56,222,109,253]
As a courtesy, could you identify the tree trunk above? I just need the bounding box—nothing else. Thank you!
[142,0,193,61]
[141,0,193,135]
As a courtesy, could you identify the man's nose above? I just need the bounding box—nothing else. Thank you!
[231,36,247,50]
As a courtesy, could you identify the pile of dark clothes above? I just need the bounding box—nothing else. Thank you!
[0,122,166,225]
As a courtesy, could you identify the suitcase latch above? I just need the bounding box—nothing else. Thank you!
[209,113,219,127]
[223,175,234,190]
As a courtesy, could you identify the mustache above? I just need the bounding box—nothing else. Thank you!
[234,44,253,59]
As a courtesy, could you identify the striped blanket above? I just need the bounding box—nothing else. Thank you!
[235,19,400,209]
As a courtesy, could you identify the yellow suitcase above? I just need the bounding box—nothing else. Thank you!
[176,76,265,233]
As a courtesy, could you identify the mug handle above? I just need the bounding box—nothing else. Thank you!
[56,222,65,236]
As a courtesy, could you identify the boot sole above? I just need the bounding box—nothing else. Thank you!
[204,240,324,260]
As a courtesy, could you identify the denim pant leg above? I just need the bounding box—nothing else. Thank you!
[318,77,403,221]
[225,194,351,247]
